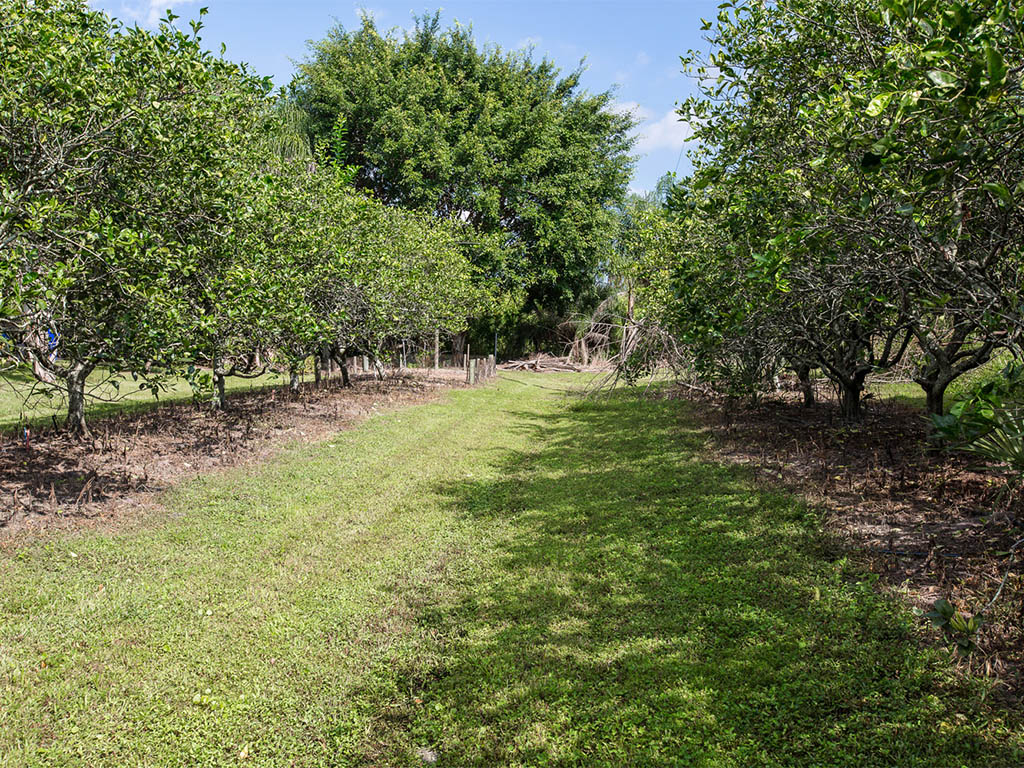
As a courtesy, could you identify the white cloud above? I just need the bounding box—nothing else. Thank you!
[517,35,542,50]
[634,51,651,68]
[119,0,199,27]
[636,109,695,153]
[610,100,654,122]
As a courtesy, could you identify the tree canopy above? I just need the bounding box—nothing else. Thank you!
[295,13,636,322]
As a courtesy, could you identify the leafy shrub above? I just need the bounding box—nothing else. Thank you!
[932,362,1024,475]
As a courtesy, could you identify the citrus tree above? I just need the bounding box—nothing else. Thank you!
[1,0,270,433]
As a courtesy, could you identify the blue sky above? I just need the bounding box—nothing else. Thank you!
[91,0,719,192]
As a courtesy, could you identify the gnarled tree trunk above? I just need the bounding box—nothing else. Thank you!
[212,352,227,410]
[65,363,93,437]
[925,382,950,417]
[329,346,353,388]
[837,373,867,421]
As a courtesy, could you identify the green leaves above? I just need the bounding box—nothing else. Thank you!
[865,92,893,117]
[295,13,634,317]
[659,0,1024,422]
[1,0,479,429]
[924,597,956,625]
[982,181,1013,206]
[921,167,945,187]
[922,597,984,655]
[926,69,959,89]
[985,44,1008,86]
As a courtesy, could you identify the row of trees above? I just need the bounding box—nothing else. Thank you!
[628,0,1024,420]
[1,0,479,434]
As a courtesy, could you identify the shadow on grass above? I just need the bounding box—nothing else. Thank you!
[373,389,1022,767]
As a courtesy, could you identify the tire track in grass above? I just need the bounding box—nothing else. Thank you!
[0,376,562,767]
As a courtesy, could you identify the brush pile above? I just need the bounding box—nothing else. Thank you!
[501,354,581,372]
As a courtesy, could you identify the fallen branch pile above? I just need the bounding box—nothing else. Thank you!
[501,354,581,372]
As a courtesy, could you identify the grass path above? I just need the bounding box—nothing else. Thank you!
[1,375,1021,766]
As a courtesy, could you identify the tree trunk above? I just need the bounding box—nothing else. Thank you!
[65,363,93,437]
[212,352,227,410]
[330,348,352,388]
[434,329,440,370]
[621,282,636,362]
[452,332,466,366]
[924,379,951,416]
[838,379,864,421]
[289,367,300,394]
[215,372,226,408]
[795,363,814,407]
[320,344,332,385]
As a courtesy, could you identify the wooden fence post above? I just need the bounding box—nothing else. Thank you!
[467,358,476,385]
[487,354,495,379]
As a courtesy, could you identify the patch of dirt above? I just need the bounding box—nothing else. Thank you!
[683,379,1024,705]
[0,368,470,545]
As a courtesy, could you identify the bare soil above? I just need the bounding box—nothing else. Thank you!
[685,379,1024,704]
[0,368,468,545]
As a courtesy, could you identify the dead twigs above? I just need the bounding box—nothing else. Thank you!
[501,354,582,372]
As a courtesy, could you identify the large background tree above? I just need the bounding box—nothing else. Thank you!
[294,13,635,354]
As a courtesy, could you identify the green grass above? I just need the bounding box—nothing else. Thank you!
[866,353,1018,412]
[0,367,287,433]
[1,374,1020,766]
[866,379,926,409]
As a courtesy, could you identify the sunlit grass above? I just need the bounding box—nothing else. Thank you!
[865,353,1019,413]
[867,378,926,409]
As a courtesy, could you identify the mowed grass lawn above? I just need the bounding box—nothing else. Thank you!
[1,374,1021,766]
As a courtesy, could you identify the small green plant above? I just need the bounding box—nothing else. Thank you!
[920,598,984,656]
